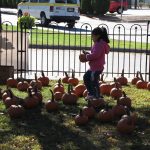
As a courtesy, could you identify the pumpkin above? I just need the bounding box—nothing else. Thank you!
[79,53,87,63]
[54,91,63,101]
[6,77,18,88]
[112,103,126,118]
[23,89,39,109]
[62,72,69,84]
[82,101,95,119]
[117,91,131,108]
[83,89,88,98]
[0,88,3,99]
[30,73,42,90]
[110,83,122,100]
[100,83,112,96]
[38,71,50,86]
[68,69,79,86]
[31,86,43,104]
[131,71,141,85]
[117,107,136,134]
[53,78,64,93]
[116,69,128,85]
[45,89,59,112]
[4,90,18,108]
[89,97,105,109]
[75,109,88,126]
[17,79,29,91]
[136,72,148,89]
[62,84,78,105]
[74,83,86,97]
[7,105,25,118]
[147,82,150,90]
[97,104,114,122]
[110,77,122,89]
[2,88,11,102]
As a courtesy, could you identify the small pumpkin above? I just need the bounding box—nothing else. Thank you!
[7,105,25,118]
[136,72,148,89]
[53,78,64,93]
[38,71,50,86]
[62,84,78,105]
[112,102,126,118]
[116,69,128,85]
[54,91,63,101]
[74,83,86,97]
[131,71,141,85]
[17,79,29,91]
[45,89,59,112]
[110,83,122,100]
[4,89,18,108]
[30,73,42,90]
[6,77,18,88]
[62,72,69,84]
[68,69,79,86]
[75,109,88,126]
[23,89,39,109]
[117,91,131,108]
[117,107,136,134]
[97,104,114,122]
[89,97,105,109]
[82,101,95,119]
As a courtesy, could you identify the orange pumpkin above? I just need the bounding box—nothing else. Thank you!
[116,69,128,85]
[53,78,64,93]
[68,70,79,86]
[147,82,150,90]
[7,77,18,88]
[136,72,148,89]
[7,105,25,118]
[62,72,69,84]
[54,91,63,101]
[74,83,86,97]
[17,80,29,91]
[89,97,105,109]
[100,83,112,96]
[75,109,88,126]
[30,73,42,90]
[45,89,59,112]
[131,71,141,85]
[110,83,122,100]
[38,71,50,86]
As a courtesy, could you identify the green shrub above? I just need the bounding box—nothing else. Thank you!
[80,0,93,14]
[18,12,36,29]
[91,0,110,15]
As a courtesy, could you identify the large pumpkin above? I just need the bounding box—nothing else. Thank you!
[100,83,112,96]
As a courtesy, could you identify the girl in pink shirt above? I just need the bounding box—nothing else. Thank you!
[80,27,110,99]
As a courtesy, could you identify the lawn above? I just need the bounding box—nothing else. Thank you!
[2,24,149,51]
[0,80,150,150]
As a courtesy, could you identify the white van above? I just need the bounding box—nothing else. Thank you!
[17,0,80,28]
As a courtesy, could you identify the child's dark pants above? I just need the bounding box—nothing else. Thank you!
[83,70,102,98]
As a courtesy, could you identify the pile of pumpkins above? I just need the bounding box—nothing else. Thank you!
[0,69,141,134]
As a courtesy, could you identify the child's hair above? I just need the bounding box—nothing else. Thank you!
[92,27,110,43]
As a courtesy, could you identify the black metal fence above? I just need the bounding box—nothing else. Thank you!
[0,21,150,81]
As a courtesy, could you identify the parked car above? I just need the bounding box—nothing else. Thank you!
[109,0,128,14]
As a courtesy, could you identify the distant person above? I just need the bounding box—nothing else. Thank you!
[79,27,110,100]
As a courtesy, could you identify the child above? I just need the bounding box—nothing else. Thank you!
[79,27,110,100]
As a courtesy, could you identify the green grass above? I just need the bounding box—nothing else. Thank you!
[2,25,149,50]
[0,81,150,150]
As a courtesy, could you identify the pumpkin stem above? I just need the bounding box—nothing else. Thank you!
[121,69,124,77]
[100,74,104,82]
[49,89,54,102]
[124,106,130,116]
[79,109,83,116]
[58,78,62,86]
[42,71,45,77]
[64,72,69,78]
[122,91,127,98]
[72,69,75,78]
[136,71,139,78]
[35,73,37,81]
[8,89,13,98]
[139,72,144,81]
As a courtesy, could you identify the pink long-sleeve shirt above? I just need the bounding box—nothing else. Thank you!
[86,39,110,71]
